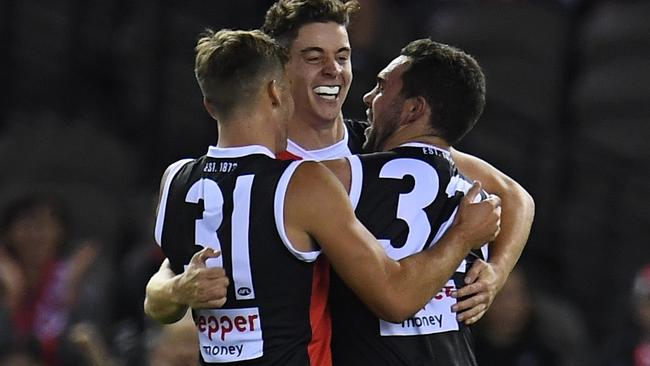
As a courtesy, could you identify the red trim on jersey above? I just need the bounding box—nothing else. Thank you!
[309,257,332,366]
[277,150,302,161]
[278,149,332,366]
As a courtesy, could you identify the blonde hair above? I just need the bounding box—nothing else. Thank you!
[194,29,288,119]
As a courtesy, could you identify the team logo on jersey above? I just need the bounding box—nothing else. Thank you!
[379,280,459,336]
[196,307,263,362]
[237,287,252,296]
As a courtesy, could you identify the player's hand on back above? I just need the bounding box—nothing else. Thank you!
[453,181,501,250]
[173,247,230,309]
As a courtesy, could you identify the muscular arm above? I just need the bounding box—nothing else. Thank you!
[285,161,501,322]
[144,259,187,324]
[320,158,351,192]
[450,148,535,323]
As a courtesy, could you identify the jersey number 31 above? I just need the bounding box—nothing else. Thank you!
[185,176,256,301]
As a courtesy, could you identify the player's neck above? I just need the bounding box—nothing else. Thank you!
[384,131,450,152]
[216,115,284,154]
[287,113,345,150]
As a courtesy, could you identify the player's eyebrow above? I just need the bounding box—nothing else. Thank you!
[336,47,351,54]
[300,46,351,54]
[300,47,325,54]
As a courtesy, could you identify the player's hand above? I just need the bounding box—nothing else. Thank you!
[451,259,504,325]
[172,247,229,309]
[454,181,501,250]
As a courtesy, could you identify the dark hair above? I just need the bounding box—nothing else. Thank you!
[261,0,360,47]
[0,194,69,254]
[1,195,67,234]
[400,39,486,145]
[194,29,289,120]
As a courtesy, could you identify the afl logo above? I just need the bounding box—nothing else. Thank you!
[237,287,252,296]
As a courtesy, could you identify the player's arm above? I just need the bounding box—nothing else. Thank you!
[144,249,227,324]
[450,148,535,324]
[144,259,187,324]
[320,158,351,192]
[144,164,229,324]
[285,161,501,322]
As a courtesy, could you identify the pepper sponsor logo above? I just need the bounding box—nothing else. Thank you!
[196,307,263,362]
[197,313,259,342]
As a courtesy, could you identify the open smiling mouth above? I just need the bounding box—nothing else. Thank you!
[313,86,341,100]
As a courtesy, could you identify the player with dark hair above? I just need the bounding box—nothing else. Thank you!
[328,38,508,365]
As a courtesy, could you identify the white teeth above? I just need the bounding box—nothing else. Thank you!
[313,86,340,97]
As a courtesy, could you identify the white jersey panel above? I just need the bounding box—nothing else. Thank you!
[154,158,194,246]
[274,160,321,262]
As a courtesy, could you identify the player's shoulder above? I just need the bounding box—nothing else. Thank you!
[356,149,400,164]
[284,161,347,212]
[290,160,346,194]
[163,157,196,175]
[344,118,369,132]
[344,118,369,153]
[292,160,331,181]
[343,118,369,141]
[159,157,196,187]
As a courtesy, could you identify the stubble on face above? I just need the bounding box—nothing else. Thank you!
[363,96,404,153]
[362,56,410,153]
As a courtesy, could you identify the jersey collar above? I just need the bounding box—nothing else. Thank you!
[207,145,275,159]
[398,142,451,159]
[285,127,351,161]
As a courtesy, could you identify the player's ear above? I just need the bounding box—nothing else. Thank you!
[202,97,219,120]
[267,79,281,107]
[401,96,426,125]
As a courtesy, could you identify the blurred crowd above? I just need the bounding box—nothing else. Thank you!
[1,0,649,365]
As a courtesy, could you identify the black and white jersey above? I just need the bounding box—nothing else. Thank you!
[273,118,369,366]
[154,145,320,365]
[330,142,488,366]
[283,119,368,161]
[344,118,369,154]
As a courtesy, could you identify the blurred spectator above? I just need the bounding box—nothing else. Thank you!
[0,349,43,366]
[111,194,166,366]
[475,266,591,366]
[600,264,650,366]
[146,311,198,366]
[0,195,108,365]
[68,323,117,366]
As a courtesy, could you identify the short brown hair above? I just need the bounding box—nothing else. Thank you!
[194,29,289,119]
[400,39,486,146]
[261,0,359,47]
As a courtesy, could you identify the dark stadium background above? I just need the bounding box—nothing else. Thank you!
[0,0,649,365]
